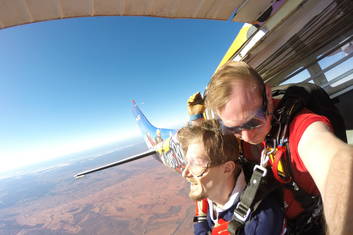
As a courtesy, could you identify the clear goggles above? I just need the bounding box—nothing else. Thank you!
[182,157,210,178]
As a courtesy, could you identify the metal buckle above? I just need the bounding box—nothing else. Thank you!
[234,202,251,222]
[253,164,267,177]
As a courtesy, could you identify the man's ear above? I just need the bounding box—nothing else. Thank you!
[265,84,272,101]
[265,84,273,114]
[224,161,236,174]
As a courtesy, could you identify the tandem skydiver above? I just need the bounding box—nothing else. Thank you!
[188,61,353,234]
[178,120,286,235]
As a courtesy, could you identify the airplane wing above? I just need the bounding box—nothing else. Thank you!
[74,100,185,178]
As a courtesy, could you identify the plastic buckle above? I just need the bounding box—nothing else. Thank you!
[193,216,207,223]
[253,165,267,177]
[234,202,251,222]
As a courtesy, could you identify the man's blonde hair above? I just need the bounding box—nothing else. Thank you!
[205,61,265,112]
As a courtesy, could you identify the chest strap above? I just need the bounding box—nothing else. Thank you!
[228,164,269,233]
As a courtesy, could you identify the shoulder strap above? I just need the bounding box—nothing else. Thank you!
[228,162,281,234]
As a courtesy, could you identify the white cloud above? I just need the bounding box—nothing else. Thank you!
[0,130,140,174]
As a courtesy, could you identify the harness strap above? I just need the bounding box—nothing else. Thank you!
[228,164,267,233]
[194,199,209,222]
[271,145,291,184]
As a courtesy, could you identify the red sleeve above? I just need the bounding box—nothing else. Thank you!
[288,109,332,172]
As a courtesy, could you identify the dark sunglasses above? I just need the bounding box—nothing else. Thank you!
[219,87,268,135]
[219,105,267,135]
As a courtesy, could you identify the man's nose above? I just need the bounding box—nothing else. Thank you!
[182,165,192,178]
[233,132,242,139]
[237,129,252,142]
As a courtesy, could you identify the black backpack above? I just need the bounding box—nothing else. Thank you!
[271,82,347,144]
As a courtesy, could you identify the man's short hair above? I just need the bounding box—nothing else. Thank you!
[205,61,265,112]
[177,120,239,167]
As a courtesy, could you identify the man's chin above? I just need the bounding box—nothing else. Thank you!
[248,139,262,145]
[188,188,207,201]
[189,193,207,201]
[246,135,265,145]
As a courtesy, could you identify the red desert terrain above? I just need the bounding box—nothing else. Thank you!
[0,156,195,235]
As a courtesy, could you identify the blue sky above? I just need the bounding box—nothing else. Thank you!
[0,16,242,173]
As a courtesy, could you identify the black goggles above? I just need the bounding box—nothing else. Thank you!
[219,104,267,135]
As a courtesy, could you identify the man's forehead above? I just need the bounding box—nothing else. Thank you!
[217,81,263,125]
[225,80,262,109]
[230,79,261,95]
[186,141,208,161]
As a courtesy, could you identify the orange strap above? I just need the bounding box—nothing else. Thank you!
[271,145,291,184]
[195,199,209,216]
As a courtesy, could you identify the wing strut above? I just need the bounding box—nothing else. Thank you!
[74,149,156,178]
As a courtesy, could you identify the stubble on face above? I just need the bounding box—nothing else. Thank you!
[187,177,208,201]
